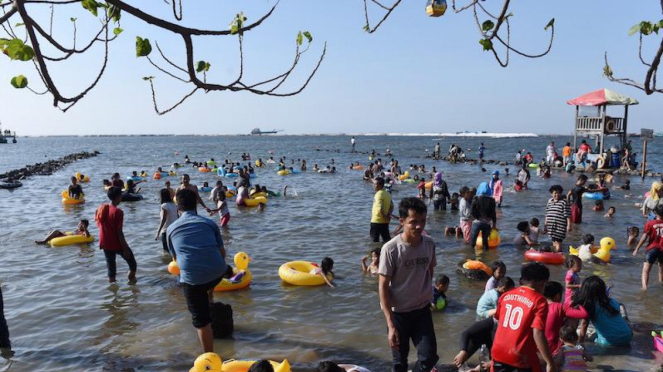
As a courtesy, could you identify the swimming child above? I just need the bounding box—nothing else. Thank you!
[627,226,640,246]
[208,180,230,227]
[35,219,90,244]
[554,326,592,371]
[361,248,380,275]
[306,257,335,287]
[432,274,450,310]
[592,200,604,212]
[619,179,631,190]
[632,205,663,290]
[476,276,514,319]
[529,217,545,244]
[577,234,595,261]
[604,206,615,218]
[248,360,274,372]
[484,261,506,293]
[514,221,537,247]
[564,256,582,304]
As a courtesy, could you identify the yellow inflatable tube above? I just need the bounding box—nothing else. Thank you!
[278,261,332,286]
[189,353,291,372]
[50,232,94,247]
[243,196,267,207]
[215,252,252,292]
[277,170,290,176]
[475,228,500,249]
[61,190,85,205]
[75,172,90,183]
[251,191,267,198]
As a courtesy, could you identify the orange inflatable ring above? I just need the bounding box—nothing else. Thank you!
[462,259,492,276]
[199,167,211,173]
[524,250,565,265]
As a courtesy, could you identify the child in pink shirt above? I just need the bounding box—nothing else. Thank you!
[543,281,588,355]
[564,256,582,304]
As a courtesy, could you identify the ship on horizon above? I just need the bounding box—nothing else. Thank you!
[251,128,283,135]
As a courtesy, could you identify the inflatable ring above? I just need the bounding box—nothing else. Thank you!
[654,334,663,353]
[121,193,144,202]
[277,170,291,176]
[251,191,267,198]
[353,165,364,170]
[153,172,162,180]
[49,232,94,247]
[402,178,415,183]
[198,186,212,192]
[75,173,90,183]
[198,167,211,173]
[225,173,238,178]
[456,260,491,281]
[168,171,177,176]
[528,163,539,169]
[278,261,332,286]
[243,196,267,207]
[524,250,565,265]
[583,192,604,200]
[254,160,262,167]
[217,168,226,176]
[215,252,252,292]
[475,228,500,249]
[207,161,217,166]
[61,190,85,205]
[226,190,237,198]
[140,172,149,178]
[568,245,599,256]
[128,176,144,182]
[424,181,433,190]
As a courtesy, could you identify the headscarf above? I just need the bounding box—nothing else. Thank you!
[651,181,662,201]
[434,172,443,187]
[489,170,499,195]
[477,182,492,197]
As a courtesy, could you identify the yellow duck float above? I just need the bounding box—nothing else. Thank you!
[215,252,252,292]
[569,237,615,263]
[189,353,291,372]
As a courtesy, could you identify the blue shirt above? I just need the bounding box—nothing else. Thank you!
[476,289,499,319]
[592,298,632,346]
[167,211,227,285]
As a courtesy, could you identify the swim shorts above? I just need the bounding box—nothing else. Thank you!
[181,275,223,328]
[645,249,663,264]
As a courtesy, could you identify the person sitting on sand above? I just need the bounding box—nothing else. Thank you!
[35,219,90,245]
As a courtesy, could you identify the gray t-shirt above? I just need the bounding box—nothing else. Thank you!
[378,234,436,313]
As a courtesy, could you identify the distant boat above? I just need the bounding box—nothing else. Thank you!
[251,128,282,135]
[0,121,17,144]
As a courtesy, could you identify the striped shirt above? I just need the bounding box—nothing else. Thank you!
[545,198,571,241]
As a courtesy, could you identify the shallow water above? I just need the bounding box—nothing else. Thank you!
[0,135,662,371]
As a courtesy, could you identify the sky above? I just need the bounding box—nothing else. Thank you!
[0,0,661,135]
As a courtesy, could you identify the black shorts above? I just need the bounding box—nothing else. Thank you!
[370,223,391,243]
[645,249,663,265]
[181,275,223,328]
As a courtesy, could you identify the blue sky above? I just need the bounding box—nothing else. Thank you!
[0,0,661,135]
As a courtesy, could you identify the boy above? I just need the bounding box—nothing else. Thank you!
[432,274,449,311]
[478,143,486,162]
[459,186,472,244]
[208,180,230,227]
[35,219,90,245]
[633,205,663,290]
[477,276,514,319]
[529,218,544,244]
[378,197,438,372]
[568,175,588,224]
[604,206,616,218]
[95,187,137,283]
[491,262,555,372]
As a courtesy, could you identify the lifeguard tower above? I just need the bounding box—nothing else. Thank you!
[567,88,638,154]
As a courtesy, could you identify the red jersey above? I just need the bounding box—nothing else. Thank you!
[645,219,663,251]
[491,286,548,371]
[96,203,124,251]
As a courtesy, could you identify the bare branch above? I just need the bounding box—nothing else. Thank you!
[0,6,16,25]
[156,41,188,74]
[171,0,182,21]
[148,79,198,115]
[362,0,401,34]
[147,54,189,83]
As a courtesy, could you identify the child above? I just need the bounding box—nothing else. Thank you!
[361,248,380,275]
[555,326,592,371]
[543,282,588,357]
[490,170,503,207]
[416,179,426,199]
[577,234,595,261]
[604,206,615,218]
[564,256,582,304]
[529,217,545,244]
[514,221,537,247]
[309,257,335,287]
[627,226,640,246]
[491,262,554,372]
[632,205,663,290]
[459,186,473,244]
[432,274,450,310]
[619,179,631,190]
[476,276,514,319]
[449,192,460,211]
[208,180,230,227]
[592,200,604,212]
[248,360,274,372]
[35,219,90,245]
[317,361,371,372]
[484,261,506,293]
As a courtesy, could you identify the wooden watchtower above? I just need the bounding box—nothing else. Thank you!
[567,88,638,154]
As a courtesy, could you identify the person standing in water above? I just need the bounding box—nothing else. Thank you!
[351,136,356,152]
[478,143,486,163]
[546,141,556,165]
[378,197,438,372]
[370,177,393,243]
[176,174,211,213]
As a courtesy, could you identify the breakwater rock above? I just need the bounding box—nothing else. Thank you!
[0,151,101,181]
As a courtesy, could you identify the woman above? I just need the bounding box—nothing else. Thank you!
[430,172,450,211]
[155,188,179,254]
[470,182,496,250]
[544,185,571,252]
[642,181,663,220]
[573,276,632,347]
[489,170,503,207]
[453,317,495,371]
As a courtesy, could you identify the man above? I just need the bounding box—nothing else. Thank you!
[567,174,588,224]
[351,136,356,152]
[168,188,228,353]
[378,197,438,372]
[546,141,555,165]
[95,186,137,283]
[478,142,486,162]
[370,177,393,243]
[491,262,555,372]
[433,142,440,159]
[177,174,211,212]
[562,142,572,166]
[0,286,11,356]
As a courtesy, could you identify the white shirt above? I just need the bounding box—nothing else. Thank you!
[159,202,179,235]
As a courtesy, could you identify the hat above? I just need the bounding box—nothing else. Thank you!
[492,170,499,176]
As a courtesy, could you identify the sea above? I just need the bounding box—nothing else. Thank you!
[0,134,662,371]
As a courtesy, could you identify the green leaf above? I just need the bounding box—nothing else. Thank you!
[296,31,303,46]
[362,24,370,32]
[628,23,641,36]
[142,76,155,81]
[14,23,24,27]
[229,12,246,35]
[10,75,28,89]
[6,39,34,61]
[479,38,493,51]
[135,36,152,57]
[113,27,123,36]
[482,20,494,32]
[603,64,613,78]
[640,21,653,35]
[81,0,100,17]
[107,5,121,23]
[303,31,313,43]
[544,18,555,31]
[195,60,211,73]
